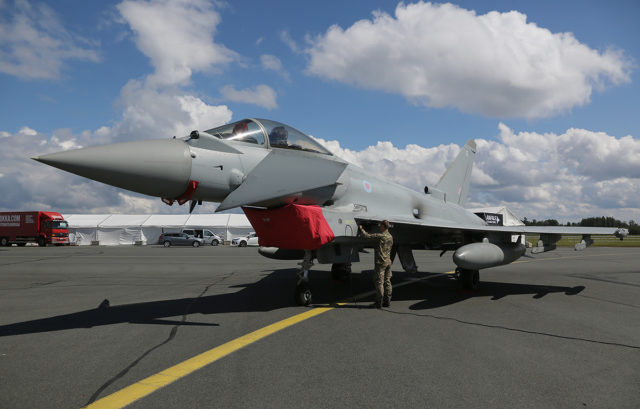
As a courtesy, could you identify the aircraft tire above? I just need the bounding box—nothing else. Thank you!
[459,268,480,291]
[295,282,312,306]
[163,241,171,247]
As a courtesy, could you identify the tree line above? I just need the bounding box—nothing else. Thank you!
[521,216,640,234]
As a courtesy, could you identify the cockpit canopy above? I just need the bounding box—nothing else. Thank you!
[203,119,332,155]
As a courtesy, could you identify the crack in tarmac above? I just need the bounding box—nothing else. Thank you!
[576,294,640,309]
[382,309,640,350]
[84,272,235,406]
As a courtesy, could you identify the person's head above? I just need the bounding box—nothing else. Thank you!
[233,122,248,135]
[269,126,288,146]
[379,220,390,231]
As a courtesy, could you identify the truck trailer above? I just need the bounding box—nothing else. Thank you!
[0,211,69,246]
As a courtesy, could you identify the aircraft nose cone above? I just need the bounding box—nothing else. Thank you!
[33,139,192,198]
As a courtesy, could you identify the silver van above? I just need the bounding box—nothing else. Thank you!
[181,229,222,246]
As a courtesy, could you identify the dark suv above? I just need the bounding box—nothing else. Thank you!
[158,233,204,247]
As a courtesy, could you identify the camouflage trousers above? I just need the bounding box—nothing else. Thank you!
[373,262,392,303]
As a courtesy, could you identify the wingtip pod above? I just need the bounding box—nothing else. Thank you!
[615,228,629,240]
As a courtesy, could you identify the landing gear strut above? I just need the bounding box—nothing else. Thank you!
[295,250,314,306]
[456,268,480,291]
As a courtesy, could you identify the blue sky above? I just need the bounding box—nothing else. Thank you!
[1,0,639,221]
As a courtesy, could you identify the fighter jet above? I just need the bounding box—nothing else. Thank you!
[33,118,628,305]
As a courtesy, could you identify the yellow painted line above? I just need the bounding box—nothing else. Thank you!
[82,270,452,409]
[83,307,334,409]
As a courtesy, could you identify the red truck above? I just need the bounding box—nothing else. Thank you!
[0,211,70,247]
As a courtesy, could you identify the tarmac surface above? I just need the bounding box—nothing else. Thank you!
[0,245,638,409]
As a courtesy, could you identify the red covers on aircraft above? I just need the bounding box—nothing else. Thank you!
[242,204,335,250]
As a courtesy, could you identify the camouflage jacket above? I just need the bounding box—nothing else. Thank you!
[361,230,393,265]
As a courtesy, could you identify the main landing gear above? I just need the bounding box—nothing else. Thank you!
[295,250,314,306]
[456,268,480,291]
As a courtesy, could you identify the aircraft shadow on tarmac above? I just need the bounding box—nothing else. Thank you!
[0,268,584,337]
[388,274,585,310]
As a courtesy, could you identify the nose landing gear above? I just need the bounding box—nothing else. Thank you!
[295,250,314,306]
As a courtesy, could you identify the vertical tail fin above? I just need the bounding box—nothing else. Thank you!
[435,139,476,205]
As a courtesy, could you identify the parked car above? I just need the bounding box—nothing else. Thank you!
[181,229,221,246]
[158,232,204,247]
[231,232,259,247]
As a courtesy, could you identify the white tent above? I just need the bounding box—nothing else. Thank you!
[468,206,525,243]
[142,215,190,245]
[226,214,254,240]
[96,214,151,245]
[64,214,110,245]
[64,213,254,245]
[467,206,524,226]
[185,214,232,241]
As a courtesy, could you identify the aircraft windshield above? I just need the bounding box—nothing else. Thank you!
[257,119,332,155]
[204,119,265,145]
[203,119,332,155]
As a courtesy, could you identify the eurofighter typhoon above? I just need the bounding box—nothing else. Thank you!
[33,118,628,305]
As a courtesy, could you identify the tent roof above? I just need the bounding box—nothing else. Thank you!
[227,213,252,227]
[65,213,253,228]
[64,214,111,227]
[98,214,151,227]
[468,207,524,226]
[142,214,190,226]
[185,214,230,226]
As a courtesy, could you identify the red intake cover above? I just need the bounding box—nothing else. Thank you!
[242,204,335,250]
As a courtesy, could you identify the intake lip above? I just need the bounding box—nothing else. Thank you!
[33,139,192,198]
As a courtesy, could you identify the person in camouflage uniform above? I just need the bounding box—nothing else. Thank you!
[359,220,393,308]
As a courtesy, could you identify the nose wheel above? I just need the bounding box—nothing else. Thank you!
[294,250,314,306]
[295,282,312,306]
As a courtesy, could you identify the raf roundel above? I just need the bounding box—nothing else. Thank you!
[362,180,372,193]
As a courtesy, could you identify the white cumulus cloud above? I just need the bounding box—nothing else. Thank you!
[117,0,236,86]
[220,84,278,110]
[115,79,232,141]
[18,126,37,135]
[306,1,631,118]
[261,54,290,81]
[0,0,100,80]
[280,30,300,54]
[107,0,235,142]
